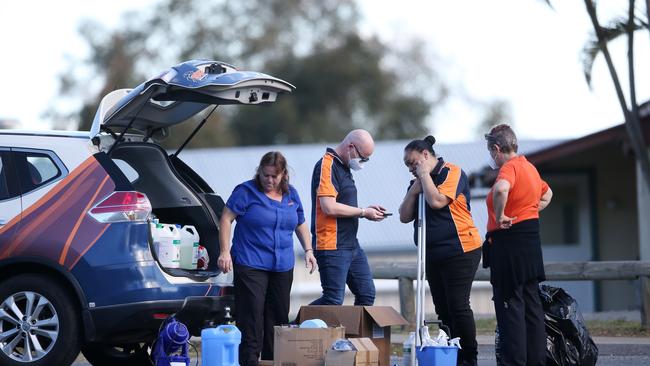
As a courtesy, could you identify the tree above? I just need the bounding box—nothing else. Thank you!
[476,99,513,138]
[542,0,650,192]
[51,0,446,148]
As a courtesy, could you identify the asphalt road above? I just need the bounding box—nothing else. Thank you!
[73,341,650,365]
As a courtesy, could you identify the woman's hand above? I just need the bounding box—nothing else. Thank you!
[409,179,422,195]
[497,214,517,229]
[305,250,317,274]
[415,158,435,179]
[217,251,233,273]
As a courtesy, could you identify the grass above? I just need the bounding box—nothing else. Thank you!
[584,319,650,337]
[476,318,650,337]
[400,318,650,338]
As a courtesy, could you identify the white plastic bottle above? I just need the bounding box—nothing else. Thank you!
[179,225,200,270]
[150,219,164,258]
[157,224,181,268]
[402,331,415,366]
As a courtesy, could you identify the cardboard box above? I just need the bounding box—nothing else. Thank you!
[274,326,345,366]
[297,306,408,366]
[325,338,379,366]
[350,338,379,366]
[324,349,356,366]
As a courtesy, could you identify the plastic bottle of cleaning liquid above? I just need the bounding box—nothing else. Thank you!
[150,219,163,256]
[179,225,200,270]
[157,224,181,268]
[402,331,415,366]
[201,324,241,366]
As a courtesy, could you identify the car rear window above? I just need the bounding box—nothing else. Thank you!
[112,159,140,183]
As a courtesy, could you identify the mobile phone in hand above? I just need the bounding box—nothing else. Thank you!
[382,212,393,216]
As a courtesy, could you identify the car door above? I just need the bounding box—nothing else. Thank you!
[0,148,21,243]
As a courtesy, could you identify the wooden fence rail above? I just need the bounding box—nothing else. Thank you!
[371,260,650,327]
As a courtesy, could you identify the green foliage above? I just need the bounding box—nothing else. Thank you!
[52,0,445,147]
[581,16,648,87]
[476,99,513,138]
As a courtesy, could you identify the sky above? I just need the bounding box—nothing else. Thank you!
[0,0,648,143]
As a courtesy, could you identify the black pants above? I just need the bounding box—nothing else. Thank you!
[426,248,481,365]
[234,264,293,366]
[493,278,546,366]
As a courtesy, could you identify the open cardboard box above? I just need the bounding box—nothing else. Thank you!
[274,325,345,366]
[297,306,408,366]
[325,337,379,366]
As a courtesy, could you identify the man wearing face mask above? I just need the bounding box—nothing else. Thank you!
[309,129,386,305]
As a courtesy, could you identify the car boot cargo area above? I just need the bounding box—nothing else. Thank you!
[109,142,223,277]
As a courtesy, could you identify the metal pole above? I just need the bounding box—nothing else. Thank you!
[412,192,426,366]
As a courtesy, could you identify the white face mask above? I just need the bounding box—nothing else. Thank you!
[349,158,365,171]
[488,148,499,169]
[348,150,365,171]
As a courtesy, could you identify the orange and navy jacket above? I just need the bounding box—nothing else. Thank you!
[311,148,359,250]
[410,158,481,261]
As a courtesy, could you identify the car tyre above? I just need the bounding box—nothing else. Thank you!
[0,274,81,366]
[81,342,152,366]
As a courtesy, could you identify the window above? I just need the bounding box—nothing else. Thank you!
[112,159,140,183]
[539,184,580,245]
[0,152,8,200]
[13,150,66,194]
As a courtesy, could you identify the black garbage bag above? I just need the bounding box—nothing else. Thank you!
[494,285,598,366]
[540,285,598,366]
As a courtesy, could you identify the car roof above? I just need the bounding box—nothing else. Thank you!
[0,130,90,139]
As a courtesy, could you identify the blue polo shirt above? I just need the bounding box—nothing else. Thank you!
[226,180,305,272]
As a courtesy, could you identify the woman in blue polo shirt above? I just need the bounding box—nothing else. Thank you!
[217,151,317,366]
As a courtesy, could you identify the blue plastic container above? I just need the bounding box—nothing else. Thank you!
[415,346,458,365]
[201,325,241,366]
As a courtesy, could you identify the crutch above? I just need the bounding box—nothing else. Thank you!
[412,192,427,366]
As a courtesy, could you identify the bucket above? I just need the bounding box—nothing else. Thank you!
[179,225,200,270]
[201,325,241,366]
[415,346,457,366]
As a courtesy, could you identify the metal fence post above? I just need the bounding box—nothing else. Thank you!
[642,276,650,328]
[398,276,415,328]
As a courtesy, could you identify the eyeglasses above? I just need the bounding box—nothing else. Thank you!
[352,144,370,163]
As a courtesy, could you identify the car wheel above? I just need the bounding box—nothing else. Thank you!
[0,274,81,366]
[81,342,152,366]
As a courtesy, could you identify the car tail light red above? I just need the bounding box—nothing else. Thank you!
[88,191,152,223]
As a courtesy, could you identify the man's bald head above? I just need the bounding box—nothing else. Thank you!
[342,129,375,158]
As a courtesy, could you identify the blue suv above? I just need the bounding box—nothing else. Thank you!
[0,60,294,366]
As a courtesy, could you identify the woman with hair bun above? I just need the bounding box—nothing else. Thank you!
[398,136,482,366]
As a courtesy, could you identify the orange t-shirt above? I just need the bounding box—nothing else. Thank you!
[486,155,549,233]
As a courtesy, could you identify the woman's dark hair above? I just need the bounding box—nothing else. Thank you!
[254,151,289,194]
[404,135,436,155]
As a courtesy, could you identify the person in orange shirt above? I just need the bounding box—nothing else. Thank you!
[399,135,482,366]
[484,124,553,366]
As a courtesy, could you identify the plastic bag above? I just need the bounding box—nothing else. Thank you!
[494,285,598,366]
[540,285,598,366]
[331,338,354,351]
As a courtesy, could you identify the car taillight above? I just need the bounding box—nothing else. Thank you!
[88,191,152,223]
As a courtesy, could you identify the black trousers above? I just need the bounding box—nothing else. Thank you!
[493,278,546,366]
[426,248,481,365]
[234,264,293,366]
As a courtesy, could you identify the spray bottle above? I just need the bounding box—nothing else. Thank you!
[402,331,415,366]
